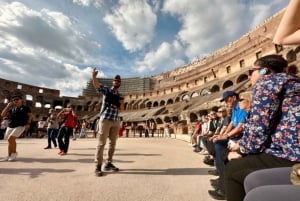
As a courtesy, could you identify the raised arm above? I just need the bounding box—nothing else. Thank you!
[1,102,14,117]
[273,0,300,45]
[92,68,101,89]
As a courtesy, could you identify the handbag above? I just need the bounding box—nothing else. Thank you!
[290,163,300,185]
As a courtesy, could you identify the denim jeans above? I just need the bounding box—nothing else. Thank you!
[47,128,58,147]
[214,139,228,173]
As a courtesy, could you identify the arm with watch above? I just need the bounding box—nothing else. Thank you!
[213,121,243,142]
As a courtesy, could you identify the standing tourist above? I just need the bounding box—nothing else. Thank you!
[92,68,124,176]
[57,104,77,156]
[44,109,58,149]
[0,91,32,161]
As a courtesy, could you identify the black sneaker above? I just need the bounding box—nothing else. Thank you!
[95,165,103,176]
[208,169,219,176]
[104,162,119,171]
[208,189,226,200]
[44,146,51,149]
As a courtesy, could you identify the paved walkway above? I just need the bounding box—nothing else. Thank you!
[0,137,216,201]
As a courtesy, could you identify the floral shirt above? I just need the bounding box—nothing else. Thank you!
[239,73,300,162]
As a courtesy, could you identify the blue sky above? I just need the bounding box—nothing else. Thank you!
[0,0,288,97]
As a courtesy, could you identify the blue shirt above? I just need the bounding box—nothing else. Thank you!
[231,102,248,128]
[97,86,123,121]
[239,73,300,162]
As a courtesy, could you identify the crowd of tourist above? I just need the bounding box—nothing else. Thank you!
[189,54,300,201]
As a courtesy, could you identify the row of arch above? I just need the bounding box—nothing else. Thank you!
[124,73,248,111]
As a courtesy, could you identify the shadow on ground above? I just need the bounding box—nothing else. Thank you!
[0,168,74,178]
[114,167,214,176]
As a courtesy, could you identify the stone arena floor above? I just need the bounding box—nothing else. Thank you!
[0,136,216,201]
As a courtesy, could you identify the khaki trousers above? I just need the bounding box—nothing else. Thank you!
[95,119,120,165]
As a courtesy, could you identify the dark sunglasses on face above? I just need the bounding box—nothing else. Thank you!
[12,98,20,101]
[114,80,121,83]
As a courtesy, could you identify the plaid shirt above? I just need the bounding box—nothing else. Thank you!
[97,86,122,121]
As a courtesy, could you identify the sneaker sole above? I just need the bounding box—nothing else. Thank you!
[95,172,103,176]
[104,168,119,171]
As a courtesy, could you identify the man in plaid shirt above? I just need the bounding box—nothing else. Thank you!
[92,68,124,177]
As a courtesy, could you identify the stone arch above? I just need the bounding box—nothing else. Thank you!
[189,112,198,122]
[163,116,171,123]
[171,116,179,122]
[53,100,63,109]
[124,102,129,110]
[222,80,234,89]
[146,101,152,109]
[55,105,63,110]
[167,99,173,105]
[211,85,220,93]
[26,94,33,101]
[200,88,210,96]
[159,100,165,106]
[156,118,163,124]
[286,49,297,62]
[182,94,190,102]
[236,74,248,84]
[153,101,159,107]
[139,102,146,109]
[191,91,199,98]
[128,100,135,110]
[175,97,180,102]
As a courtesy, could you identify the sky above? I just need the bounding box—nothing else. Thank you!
[0,0,288,97]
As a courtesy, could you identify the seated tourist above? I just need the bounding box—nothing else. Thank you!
[208,54,300,201]
[210,91,248,177]
[203,108,231,174]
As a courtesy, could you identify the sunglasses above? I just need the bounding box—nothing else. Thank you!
[114,80,121,83]
[12,98,20,101]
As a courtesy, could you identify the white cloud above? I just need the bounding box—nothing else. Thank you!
[162,0,247,59]
[134,40,184,74]
[72,0,103,8]
[103,0,157,52]
[0,2,101,97]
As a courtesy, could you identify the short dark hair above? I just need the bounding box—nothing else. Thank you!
[10,90,23,100]
[114,75,121,81]
[254,54,287,73]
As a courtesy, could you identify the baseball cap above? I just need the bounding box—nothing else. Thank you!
[220,91,238,102]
